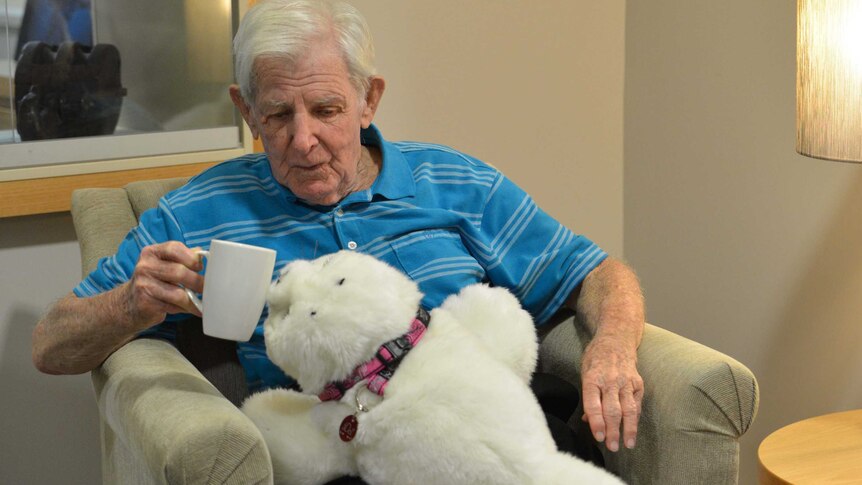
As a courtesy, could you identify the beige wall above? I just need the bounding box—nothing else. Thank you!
[0,214,98,484]
[0,2,625,482]
[360,0,626,257]
[625,0,862,483]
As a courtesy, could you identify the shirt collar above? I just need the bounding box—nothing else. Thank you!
[362,124,415,202]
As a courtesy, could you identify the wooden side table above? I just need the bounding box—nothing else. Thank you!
[758,409,862,484]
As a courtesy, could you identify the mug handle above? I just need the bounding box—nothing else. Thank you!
[184,249,210,313]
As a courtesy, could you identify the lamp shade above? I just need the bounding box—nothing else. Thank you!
[797,0,862,162]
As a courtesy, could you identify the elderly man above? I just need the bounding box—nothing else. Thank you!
[33,0,644,469]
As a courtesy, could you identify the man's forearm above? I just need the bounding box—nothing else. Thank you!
[33,241,205,375]
[568,257,644,347]
[32,286,140,375]
[567,257,645,451]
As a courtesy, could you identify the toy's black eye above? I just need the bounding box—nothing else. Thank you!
[337,278,345,286]
[310,311,317,317]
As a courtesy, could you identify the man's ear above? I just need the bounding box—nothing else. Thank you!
[230,84,260,139]
[360,76,386,128]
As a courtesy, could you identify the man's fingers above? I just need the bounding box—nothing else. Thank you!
[137,243,205,293]
[145,241,202,268]
[144,261,204,291]
[584,376,644,453]
[620,385,641,449]
[132,275,202,319]
[601,387,623,452]
[581,384,607,444]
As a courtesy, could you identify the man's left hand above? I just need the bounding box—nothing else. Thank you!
[580,334,643,452]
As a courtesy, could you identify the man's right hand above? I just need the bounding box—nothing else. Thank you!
[32,241,205,375]
[122,241,205,327]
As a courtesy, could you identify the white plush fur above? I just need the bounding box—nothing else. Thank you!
[242,251,624,485]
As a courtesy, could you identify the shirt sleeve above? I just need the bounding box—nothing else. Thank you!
[474,173,608,325]
[72,199,188,339]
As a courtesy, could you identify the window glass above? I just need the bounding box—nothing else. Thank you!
[0,0,240,170]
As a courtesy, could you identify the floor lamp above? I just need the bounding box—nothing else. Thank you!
[797,0,862,163]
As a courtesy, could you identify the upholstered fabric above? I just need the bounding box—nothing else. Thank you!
[91,338,271,484]
[71,188,137,276]
[71,177,187,275]
[125,177,189,219]
[175,317,250,407]
[71,178,759,485]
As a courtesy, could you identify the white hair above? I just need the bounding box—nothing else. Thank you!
[233,0,376,102]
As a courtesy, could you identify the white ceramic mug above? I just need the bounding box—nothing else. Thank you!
[184,239,277,341]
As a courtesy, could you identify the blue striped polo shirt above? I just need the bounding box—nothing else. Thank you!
[74,124,607,392]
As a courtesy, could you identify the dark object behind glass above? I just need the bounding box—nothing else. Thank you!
[14,41,126,141]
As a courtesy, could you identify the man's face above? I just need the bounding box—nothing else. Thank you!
[232,40,380,206]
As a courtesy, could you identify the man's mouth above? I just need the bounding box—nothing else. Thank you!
[295,161,327,171]
[291,163,331,182]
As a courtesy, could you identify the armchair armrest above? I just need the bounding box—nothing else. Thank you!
[539,312,759,485]
[91,338,273,485]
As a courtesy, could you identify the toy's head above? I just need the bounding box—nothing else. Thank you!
[264,251,423,394]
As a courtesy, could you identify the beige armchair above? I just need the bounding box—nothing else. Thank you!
[71,178,759,485]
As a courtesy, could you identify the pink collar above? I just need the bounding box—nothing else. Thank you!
[318,308,430,402]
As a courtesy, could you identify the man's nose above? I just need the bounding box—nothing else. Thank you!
[290,114,319,153]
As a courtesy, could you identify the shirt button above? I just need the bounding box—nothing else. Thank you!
[347,241,358,250]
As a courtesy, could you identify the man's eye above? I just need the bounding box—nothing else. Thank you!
[317,107,340,118]
[265,110,291,120]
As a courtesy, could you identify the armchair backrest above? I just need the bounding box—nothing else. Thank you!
[71,177,189,276]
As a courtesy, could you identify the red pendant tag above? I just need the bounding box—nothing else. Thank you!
[339,414,358,442]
